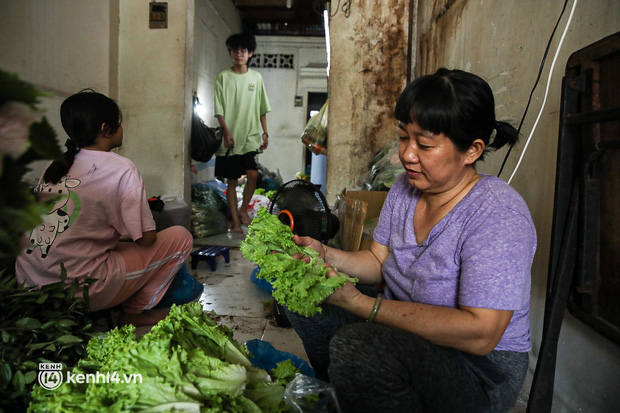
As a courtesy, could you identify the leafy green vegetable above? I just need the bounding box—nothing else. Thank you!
[253,188,276,200]
[0,266,93,412]
[240,207,357,316]
[271,360,301,386]
[29,303,290,412]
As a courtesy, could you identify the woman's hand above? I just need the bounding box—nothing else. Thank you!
[135,230,156,246]
[323,264,362,309]
[292,234,326,260]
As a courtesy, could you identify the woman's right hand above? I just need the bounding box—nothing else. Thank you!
[292,234,326,260]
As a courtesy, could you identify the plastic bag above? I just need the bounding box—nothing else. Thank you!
[301,100,328,155]
[191,95,223,162]
[154,263,204,308]
[240,194,271,221]
[250,266,275,293]
[361,140,404,191]
[284,374,341,413]
[190,182,229,238]
[245,339,315,378]
[257,163,283,191]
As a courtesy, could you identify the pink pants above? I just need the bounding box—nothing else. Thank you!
[105,226,193,313]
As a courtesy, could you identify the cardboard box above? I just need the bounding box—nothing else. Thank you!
[338,189,388,251]
[343,190,388,219]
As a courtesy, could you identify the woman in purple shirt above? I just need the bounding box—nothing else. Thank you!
[287,68,537,412]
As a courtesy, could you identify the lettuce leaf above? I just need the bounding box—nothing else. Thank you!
[28,303,288,412]
[241,207,357,317]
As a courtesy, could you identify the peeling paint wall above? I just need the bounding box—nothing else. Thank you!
[326,0,410,201]
[415,0,620,411]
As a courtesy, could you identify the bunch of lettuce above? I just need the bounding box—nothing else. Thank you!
[240,207,356,317]
[29,303,294,412]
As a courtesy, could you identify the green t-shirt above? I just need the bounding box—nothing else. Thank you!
[214,68,271,156]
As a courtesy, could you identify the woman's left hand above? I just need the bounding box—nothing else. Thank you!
[323,264,362,309]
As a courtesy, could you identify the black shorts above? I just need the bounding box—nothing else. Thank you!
[215,151,258,180]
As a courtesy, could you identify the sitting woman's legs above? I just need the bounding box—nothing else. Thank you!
[105,226,193,320]
[284,284,380,381]
[329,323,528,413]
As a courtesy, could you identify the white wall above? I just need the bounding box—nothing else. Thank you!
[253,36,327,182]
[0,0,113,179]
[193,0,242,127]
[1,0,243,202]
[117,0,194,200]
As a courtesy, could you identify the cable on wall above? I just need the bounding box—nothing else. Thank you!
[497,0,577,183]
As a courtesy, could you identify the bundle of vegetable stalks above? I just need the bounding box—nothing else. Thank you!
[29,302,300,412]
[240,207,357,317]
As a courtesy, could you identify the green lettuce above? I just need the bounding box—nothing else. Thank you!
[241,207,357,317]
[29,303,288,412]
[271,360,301,386]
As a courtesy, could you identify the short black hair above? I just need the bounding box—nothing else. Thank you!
[225,33,257,53]
[395,68,518,160]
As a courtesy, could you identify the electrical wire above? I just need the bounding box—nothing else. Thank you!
[506,0,578,185]
[497,0,575,181]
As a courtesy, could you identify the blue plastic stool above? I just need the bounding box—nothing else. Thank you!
[190,246,230,271]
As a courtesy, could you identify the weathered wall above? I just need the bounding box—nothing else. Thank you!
[0,0,114,179]
[326,0,410,201]
[117,0,194,200]
[415,0,620,411]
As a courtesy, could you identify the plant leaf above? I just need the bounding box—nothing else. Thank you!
[55,335,83,345]
[0,363,12,390]
[12,370,25,394]
[15,317,42,330]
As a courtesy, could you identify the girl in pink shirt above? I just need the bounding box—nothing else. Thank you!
[16,90,194,326]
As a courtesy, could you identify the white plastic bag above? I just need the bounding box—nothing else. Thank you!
[283,374,341,413]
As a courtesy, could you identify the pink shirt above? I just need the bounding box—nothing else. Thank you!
[15,150,156,308]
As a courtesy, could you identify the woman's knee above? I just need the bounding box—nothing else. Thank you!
[157,226,193,252]
[330,323,381,368]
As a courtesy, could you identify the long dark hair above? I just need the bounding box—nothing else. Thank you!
[43,89,122,183]
[394,68,518,161]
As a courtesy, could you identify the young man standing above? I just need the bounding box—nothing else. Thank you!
[214,33,271,233]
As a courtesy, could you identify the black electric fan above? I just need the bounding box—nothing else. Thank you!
[268,179,339,243]
[267,179,339,326]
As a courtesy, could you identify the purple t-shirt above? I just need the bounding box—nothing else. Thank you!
[374,173,536,352]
